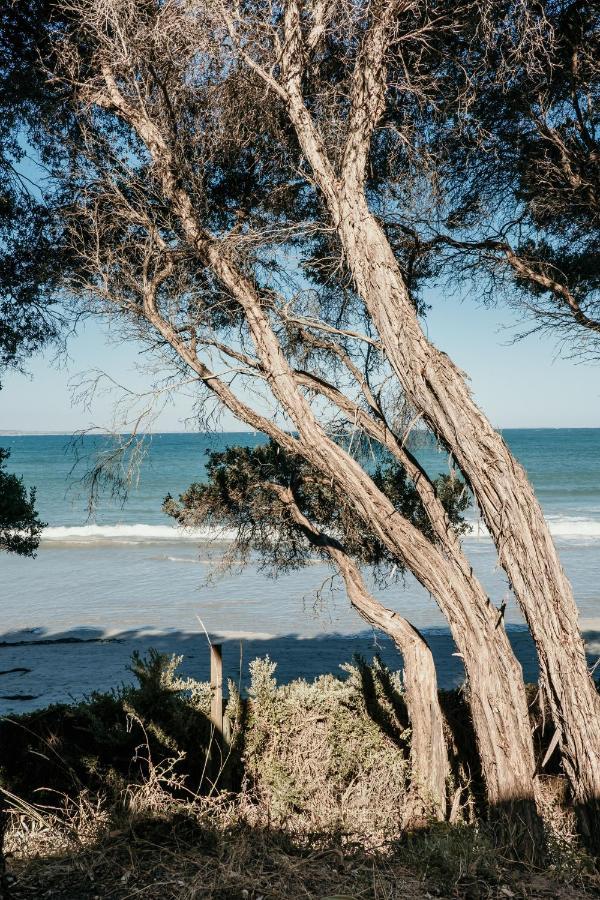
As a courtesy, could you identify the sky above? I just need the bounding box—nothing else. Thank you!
[3,111,598,434]
[1,288,598,433]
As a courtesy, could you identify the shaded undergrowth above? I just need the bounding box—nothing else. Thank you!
[0,652,598,898]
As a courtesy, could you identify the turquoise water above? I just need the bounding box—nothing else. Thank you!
[0,429,599,709]
[1,432,267,528]
[4,428,600,530]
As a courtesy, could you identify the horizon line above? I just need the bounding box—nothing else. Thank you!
[2,425,600,437]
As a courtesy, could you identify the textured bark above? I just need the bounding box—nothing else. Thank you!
[335,192,600,842]
[275,0,600,844]
[269,483,449,824]
[339,561,448,827]
[196,255,541,848]
[94,63,544,856]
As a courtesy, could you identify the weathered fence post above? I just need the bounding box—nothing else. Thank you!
[208,641,232,788]
[210,642,223,735]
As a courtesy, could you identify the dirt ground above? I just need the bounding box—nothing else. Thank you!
[5,815,600,900]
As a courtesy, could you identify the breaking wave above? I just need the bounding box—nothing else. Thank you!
[40,523,237,544]
[465,516,600,540]
[39,515,600,545]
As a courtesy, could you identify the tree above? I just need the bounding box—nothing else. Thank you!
[0,1,67,557]
[49,0,597,856]
[210,0,600,843]
[165,440,471,822]
[430,0,600,353]
[0,449,44,556]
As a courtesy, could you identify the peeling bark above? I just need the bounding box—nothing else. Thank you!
[90,52,544,856]
[335,189,600,843]
[274,0,600,845]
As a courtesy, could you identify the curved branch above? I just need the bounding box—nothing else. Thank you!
[266,481,448,823]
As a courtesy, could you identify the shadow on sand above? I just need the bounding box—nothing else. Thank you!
[0,622,599,716]
[0,622,557,714]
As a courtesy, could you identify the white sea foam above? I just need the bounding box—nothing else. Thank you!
[464,516,600,540]
[39,515,600,545]
[547,517,600,538]
[40,523,237,543]
[166,555,204,563]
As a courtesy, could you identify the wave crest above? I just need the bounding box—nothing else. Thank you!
[41,524,237,544]
[466,516,600,540]
[40,515,600,545]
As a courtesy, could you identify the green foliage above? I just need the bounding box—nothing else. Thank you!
[164,440,469,581]
[0,447,44,555]
[0,652,412,842]
[243,655,410,839]
[0,650,216,803]
[0,0,67,374]
[420,1,600,335]
[1,651,596,879]
[0,3,70,557]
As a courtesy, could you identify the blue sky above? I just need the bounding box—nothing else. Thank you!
[1,287,598,432]
[4,125,598,433]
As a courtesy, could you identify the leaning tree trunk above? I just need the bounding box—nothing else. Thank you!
[191,218,543,853]
[179,216,543,850]
[272,484,449,825]
[211,272,544,855]
[275,1,600,841]
[333,550,449,826]
[95,68,543,858]
[335,189,600,845]
[172,250,543,852]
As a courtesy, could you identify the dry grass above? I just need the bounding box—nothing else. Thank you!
[1,653,600,899]
[4,789,599,900]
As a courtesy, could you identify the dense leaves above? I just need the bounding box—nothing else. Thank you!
[164,440,469,580]
[0,0,68,372]
[417,1,600,345]
[0,448,44,555]
[0,1,70,553]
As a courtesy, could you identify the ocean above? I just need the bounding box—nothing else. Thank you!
[1,429,599,712]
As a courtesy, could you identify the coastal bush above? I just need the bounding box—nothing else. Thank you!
[241,656,410,842]
[0,651,421,841]
[0,652,415,842]
[0,651,588,850]
[2,652,600,896]
[0,650,218,804]
[0,448,45,556]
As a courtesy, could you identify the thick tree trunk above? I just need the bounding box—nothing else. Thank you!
[334,190,600,844]
[96,67,543,857]
[222,285,543,852]
[274,2,600,838]
[191,218,543,854]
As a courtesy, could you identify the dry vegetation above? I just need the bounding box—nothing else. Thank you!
[47,0,600,840]
[0,653,599,899]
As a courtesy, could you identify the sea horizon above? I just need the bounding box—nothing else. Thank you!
[3,424,600,436]
[1,427,599,712]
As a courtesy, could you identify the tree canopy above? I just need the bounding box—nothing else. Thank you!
[0,448,44,556]
[0,0,67,373]
[0,1,70,554]
[164,440,470,579]
[401,1,600,350]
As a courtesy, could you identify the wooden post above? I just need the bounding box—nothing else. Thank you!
[210,642,223,735]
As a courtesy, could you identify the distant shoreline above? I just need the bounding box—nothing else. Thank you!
[2,426,600,436]
[0,429,259,436]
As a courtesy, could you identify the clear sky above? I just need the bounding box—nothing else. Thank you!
[1,288,599,433]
